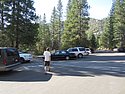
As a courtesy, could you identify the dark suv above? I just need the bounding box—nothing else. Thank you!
[0,47,21,71]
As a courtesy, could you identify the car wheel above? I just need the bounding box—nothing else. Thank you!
[87,52,89,55]
[20,57,25,63]
[78,54,83,58]
[66,56,70,60]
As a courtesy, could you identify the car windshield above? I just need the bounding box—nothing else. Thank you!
[19,51,28,54]
[86,49,89,51]
[61,51,67,54]
[54,51,60,55]
[71,48,78,52]
[7,49,18,56]
[79,48,85,51]
[19,52,23,54]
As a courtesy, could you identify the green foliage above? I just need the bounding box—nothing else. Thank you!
[99,21,110,48]
[0,0,38,50]
[113,0,125,47]
[57,0,63,49]
[50,0,63,50]
[50,7,59,50]
[87,31,97,49]
[99,17,115,49]
[36,14,51,53]
[3,0,125,53]
[97,0,125,49]
[61,0,89,49]
[0,32,10,47]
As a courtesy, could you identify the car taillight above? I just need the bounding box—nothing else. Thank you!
[3,58,7,65]
[15,58,19,62]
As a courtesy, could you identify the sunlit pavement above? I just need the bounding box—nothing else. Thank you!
[0,53,125,94]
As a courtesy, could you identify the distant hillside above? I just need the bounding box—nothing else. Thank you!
[87,18,107,34]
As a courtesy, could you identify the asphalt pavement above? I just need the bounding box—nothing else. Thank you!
[0,53,125,94]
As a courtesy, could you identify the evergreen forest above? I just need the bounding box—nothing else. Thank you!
[0,0,125,54]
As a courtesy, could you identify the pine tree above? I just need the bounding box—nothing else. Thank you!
[66,0,72,15]
[99,17,115,50]
[57,0,63,49]
[100,18,111,49]
[50,7,59,50]
[87,31,97,49]
[0,0,10,32]
[37,13,50,52]
[0,0,4,32]
[1,0,38,48]
[61,0,89,49]
[113,0,125,47]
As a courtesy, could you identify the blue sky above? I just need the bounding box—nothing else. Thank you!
[34,0,112,22]
[88,0,112,19]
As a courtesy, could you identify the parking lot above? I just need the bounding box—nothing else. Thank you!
[0,53,125,94]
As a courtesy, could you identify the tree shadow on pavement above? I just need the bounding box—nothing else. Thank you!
[1,54,125,82]
[51,66,95,77]
[0,70,52,82]
[50,55,125,77]
[83,55,125,61]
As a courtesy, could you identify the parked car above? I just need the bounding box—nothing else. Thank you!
[67,47,89,58]
[51,50,76,60]
[113,48,118,52]
[85,48,92,54]
[118,47,125,52]
[0,47,21,71]
[42,50,76,60]
[19,51,33,62]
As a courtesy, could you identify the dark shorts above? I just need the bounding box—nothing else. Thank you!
[44,61,50,66]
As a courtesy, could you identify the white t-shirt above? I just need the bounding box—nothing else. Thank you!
[43,51,51,61]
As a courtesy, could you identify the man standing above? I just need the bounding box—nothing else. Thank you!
[43,47,51,73]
